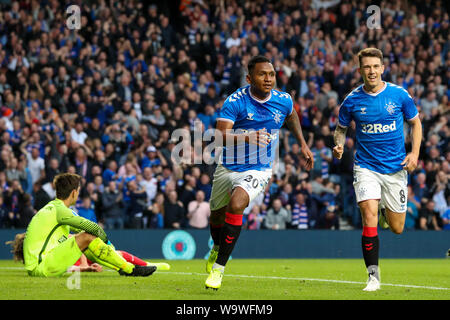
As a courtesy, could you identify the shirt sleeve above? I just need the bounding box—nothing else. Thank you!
[401,89,418,121]
[338,96,352,127]
[56,206,108,243]
[217,97,239,123]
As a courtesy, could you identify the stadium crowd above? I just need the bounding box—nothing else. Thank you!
[0,0,448,231]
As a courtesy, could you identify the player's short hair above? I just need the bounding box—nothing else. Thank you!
[357,48,383,66]
[247,55,272,75]
[54,173,81,200]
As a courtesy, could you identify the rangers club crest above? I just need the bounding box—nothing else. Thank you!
[273,110,282,124]
[385,102,396,115]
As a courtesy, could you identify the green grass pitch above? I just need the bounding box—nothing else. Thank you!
[0,259,449,300]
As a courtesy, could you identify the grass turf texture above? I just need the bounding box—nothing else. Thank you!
[0,259,448,300]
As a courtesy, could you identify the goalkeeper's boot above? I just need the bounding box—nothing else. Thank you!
[378,207,389,229]
[205,267,223,290]
[119,265,157,277]
[363,274,381,291]
[147,262,171,271]
[206,246,219,273]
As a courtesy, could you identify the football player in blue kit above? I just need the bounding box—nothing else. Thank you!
[205,55,314,290]
[333,48,422,291]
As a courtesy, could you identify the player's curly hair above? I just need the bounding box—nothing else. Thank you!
[5,233,25,263]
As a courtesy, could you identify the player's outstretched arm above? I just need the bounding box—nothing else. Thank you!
[333,123,348,160]
[284,110,313,170]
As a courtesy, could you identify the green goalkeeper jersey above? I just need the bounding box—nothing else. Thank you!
[23,198,108,272]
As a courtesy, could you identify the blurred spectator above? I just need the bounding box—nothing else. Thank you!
[5,157,26,184]
[139,167,158,206]
[245,205,264,230]
[412,172,429,204]
[406,186,421,230]
[44,158,61,184]
[32,181,51,212]
[418,200,442,231]
[187,190,210,229]
[197,172,212,201]
[147,202,164,229]
[42,181,56,200]
[126,179,147,228]
[442,208,450,231]
[311,137,333,179]
[0,194,8,228]
[263,198,292,230]
[16,194,35,228]
[430,171,448,216]
[317,204,340,230]
[179,174,197,208]
[290,193,309,229]
[24,147,45,186]
[163,190,186,229]
[102,181,125,230]
[3,179,24,223]
[77,196,97,223]
[102,160,118,185]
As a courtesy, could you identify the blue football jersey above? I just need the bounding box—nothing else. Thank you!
[338,82,418,174]
[218,85,293,172]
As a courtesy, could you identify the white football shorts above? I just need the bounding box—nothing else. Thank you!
[209,164,272,211]
[353,165,408,213]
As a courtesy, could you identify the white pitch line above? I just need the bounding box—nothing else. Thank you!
[157,271,450,291]
[2,267,449,291]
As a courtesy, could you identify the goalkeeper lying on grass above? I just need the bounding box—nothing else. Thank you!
[6,173,165,277]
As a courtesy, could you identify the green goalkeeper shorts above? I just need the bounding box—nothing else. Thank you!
[29,236,83,277]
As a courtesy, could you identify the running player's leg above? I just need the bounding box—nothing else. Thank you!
[384,208,406,234]
[215,186,248,267]
[359,199,380,271]
[359,199,381,291]
[354,166,382,291]
[207,164,232,273]
[210,206,226,247]
[206,206,226,273]
[381,169,408,235]
[205,187,248,290]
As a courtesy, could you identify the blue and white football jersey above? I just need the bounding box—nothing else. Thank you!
[338,82,418,174]
[218,85,293,172]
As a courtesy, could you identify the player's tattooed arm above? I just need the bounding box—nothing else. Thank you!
[333,123,347,160]
[333,123,348,147]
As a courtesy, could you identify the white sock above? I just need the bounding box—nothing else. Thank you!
[212,263,225,272]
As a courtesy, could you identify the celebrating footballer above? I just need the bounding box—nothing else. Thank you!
[333,48,422,291]
[205,55,314,290]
